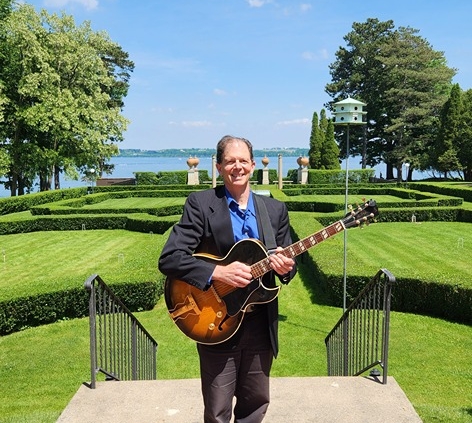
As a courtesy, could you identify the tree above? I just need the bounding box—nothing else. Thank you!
[0,5,133,195]
[0,0,12,180]
[326,19,394,171]
[377,27,455,181]
[326,18,455,180]
[308,109,340,170]
[433,83,462,178]
[308,111,322,168]
[320,119,340,169]
[458,89,472,181]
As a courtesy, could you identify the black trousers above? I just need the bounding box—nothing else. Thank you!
[197,309,274,423]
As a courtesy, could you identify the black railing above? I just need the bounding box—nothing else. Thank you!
[325,269,395,384]
[84,274,158,389]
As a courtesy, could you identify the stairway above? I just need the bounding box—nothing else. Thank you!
[56,376,423,423]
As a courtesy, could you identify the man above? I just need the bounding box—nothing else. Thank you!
[158,135,297,423]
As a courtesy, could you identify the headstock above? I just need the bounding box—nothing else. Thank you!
[342,199,378,229]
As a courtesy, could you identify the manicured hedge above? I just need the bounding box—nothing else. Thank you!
[0,280,162,335]
[307,168,374,184]
[0,180,471,334]
[323,274,472,325]
[0,214,177,235]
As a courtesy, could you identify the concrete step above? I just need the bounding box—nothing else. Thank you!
[56,376,423,423]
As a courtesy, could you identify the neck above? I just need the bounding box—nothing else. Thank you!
[226,185,251,208]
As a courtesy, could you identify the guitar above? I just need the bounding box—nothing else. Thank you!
[165,199,378,345]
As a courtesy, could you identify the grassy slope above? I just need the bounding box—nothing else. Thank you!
[0,278,471,423]
[0,193,471,422]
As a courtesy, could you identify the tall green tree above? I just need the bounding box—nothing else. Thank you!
[377,26,455,180]
[434,85,472,181]
[433,83,462,178]
[0,5,133,195]
[308,111,322,168]
[308,109,340,170]
[326,18,455,180]
[0,0,13,179]
[458,89,472,181]
[320,119,340,169]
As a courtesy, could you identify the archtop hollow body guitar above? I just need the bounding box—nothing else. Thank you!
[165,199,378,344]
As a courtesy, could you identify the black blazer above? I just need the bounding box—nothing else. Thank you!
[158,185,297,356]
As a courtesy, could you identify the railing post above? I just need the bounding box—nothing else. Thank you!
[381,269,395,384]
[325,269,395,384]
[131,320,138,380]
[85,274,98,389]
[343,316,349,376]
[84,274,158,388]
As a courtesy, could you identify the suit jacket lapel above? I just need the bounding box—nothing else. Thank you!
[208,187,234,255]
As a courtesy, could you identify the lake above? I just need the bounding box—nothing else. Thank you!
[0,155,415,198]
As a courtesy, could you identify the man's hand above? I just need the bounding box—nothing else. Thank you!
[269,247,294,276]
[211,261,253,288]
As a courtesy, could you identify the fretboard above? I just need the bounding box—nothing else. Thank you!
[251,220,345,279]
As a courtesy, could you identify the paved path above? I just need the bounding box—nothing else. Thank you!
[56,376,423,423]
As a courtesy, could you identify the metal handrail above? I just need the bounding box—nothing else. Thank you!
[84,274,158,389]
[325,269,395,384]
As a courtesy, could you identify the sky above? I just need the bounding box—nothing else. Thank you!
[23,0,472,151]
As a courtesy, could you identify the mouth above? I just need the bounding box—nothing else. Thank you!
[230,173,245,181]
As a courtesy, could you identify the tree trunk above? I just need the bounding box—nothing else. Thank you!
[54,165,60,189]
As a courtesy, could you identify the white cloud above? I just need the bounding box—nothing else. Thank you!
[301,49,329,61]
[276,118,310,126]
[300,3,312,12]
[246,0,272,8]
[44,0,98,10]
[181,121,213,128]
[213,88,227,96]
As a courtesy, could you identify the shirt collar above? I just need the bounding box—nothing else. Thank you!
[225,187,256,216]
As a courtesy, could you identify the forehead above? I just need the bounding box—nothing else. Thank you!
[221,141,251,160]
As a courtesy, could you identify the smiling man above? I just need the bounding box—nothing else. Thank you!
[159,135,297,423]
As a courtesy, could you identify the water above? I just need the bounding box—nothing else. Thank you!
[0,155,423,197]
[0,156,281,197]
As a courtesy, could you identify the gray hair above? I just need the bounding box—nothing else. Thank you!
[216,135,254,164]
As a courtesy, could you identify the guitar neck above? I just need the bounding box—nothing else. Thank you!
[250,220,345,279]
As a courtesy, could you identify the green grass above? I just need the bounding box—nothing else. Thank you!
[0,194,471,422]
[0,273,471,423]
[0,230,162,300]
[308,220,472,286]
[82,197,186,209]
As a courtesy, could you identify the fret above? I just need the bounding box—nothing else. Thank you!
[248,199,376,281]
[250,220,344,277]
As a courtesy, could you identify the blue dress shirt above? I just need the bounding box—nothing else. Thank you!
[225,188,260,242]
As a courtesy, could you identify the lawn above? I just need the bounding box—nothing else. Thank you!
[0,271,471,423]
[0,210,471,422]
[304,219,472,286]
[0,230,162,300]
[82,197,186,209]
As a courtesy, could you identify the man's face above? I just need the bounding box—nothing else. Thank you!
[216,141,255,188]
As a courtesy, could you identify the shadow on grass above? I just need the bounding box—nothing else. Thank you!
[278,313,329,335]
[289,228,333,307]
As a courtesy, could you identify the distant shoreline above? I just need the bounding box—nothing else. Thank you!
[118,148,309,158]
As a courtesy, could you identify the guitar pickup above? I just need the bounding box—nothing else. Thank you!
[169,294,202,319]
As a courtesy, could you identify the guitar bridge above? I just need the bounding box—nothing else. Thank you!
[169,294,201,320]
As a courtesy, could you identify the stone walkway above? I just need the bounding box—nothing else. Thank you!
[56,376,423,423]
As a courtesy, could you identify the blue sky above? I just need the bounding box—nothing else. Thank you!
[24,0,472,150]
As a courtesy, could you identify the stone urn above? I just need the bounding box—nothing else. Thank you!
[187,156,199,169]
[261,156,269,168]
[297,156,309,168]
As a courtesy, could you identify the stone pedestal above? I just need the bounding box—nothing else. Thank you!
[187,157,200,185]
[297,156,309,184]
[298,167,308,184]
[261,156,270,185]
